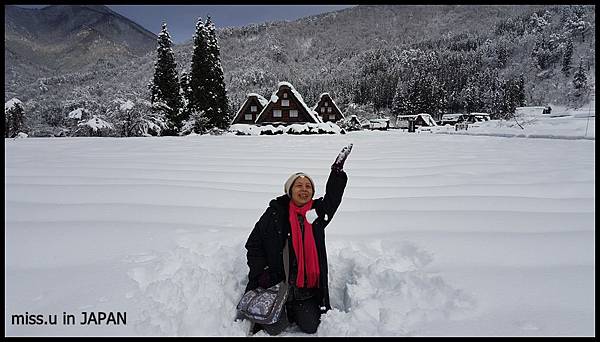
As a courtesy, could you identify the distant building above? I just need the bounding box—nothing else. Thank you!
[313,93,344,122]
[515,106,552,116]
[369,118,390,130]
[255,82,322,125]
[465,112,491,123]
[231,93,269,124]
[395,113,438,129]
[439,113,467,126]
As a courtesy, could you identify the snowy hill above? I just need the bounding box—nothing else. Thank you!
[4,5,157,90]
[5,132,594,336]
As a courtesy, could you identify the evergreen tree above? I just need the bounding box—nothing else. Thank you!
[188,17,212,128]
[391,78,412,115]
[562,38,574,76]
[500,75,525,118]
[516,74,526,107]
[179,71,192,108]
[204,16,231,130]
[150,23,183,135]
[573,60,588,91]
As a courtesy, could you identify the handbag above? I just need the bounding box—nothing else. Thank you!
[237,238,290,325]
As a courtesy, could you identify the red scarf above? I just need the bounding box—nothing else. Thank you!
[289,199,320,288]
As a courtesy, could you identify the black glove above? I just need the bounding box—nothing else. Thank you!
[331,143,353,172]
[257,272,271,288]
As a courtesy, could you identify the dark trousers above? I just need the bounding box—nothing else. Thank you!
[259,295,322,335]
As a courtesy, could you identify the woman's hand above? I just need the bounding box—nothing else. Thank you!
[331,143,353,172]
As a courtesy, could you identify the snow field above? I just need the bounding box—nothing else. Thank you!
[5,131,595,336]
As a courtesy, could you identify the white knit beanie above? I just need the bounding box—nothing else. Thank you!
[284,172,315,197]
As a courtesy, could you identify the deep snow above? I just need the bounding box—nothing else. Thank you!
[5,127,595,336]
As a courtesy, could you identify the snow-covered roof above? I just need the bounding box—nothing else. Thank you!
[256,82,322,123]
[5,98,22,111]
[469,112,490,116]
[442,113,465,120]
[312,93,344,119]
[516,106,547,110]
[396,113,438,126]
[231,93,269,124]
[515,107,546,116]
[247,93,269,107]
[278,82,321,122]
[311,93,330,111]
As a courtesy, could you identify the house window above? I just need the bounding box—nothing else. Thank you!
[329,114,336,120]
[290,109,298,117]
[321,107,326,113]
[281,99,289,107]
[327,107,332,113]
[324,102,328,106]
[250,105,257,112]
[245,114,253,121]
[283,93,288,99]
[273,109,282,118]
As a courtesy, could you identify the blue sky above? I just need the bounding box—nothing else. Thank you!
[15,5,356,44]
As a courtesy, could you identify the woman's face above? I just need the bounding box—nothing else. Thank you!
[291,176,314,206]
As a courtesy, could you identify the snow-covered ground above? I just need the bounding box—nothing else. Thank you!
[435,101,595,140]
[5,126,595,336]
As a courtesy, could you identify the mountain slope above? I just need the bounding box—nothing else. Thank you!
[4,5,157,89]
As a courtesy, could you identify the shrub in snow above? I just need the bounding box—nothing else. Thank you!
[74,115,114,137]
[206,127,228,135]
[15,132,28,138]
[111,99,166,137]
[180,109,209,136]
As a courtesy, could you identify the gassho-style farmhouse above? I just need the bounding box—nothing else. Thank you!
[231,82,344,125]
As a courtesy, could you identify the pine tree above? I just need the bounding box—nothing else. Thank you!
[204,16,231,130]
[188,17,212,129]
[562,38,574,76]
[150,23,182,135]
[392,78,411,115]
[573,60,588,91]
[516,73,526,107]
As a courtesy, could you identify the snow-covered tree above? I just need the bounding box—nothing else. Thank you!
[75,115,114,137]
[149,23,182,136]
[528,11,551,34]
[561,38,574,76]
[204,16,231,130]
[572,59,588,93]
[499,75,526,118]
[188,17,212,125]
[180,109,210,135]
[111,99,166,137]
[187,16,231,131]
[562,5,592,42]
[5,98,26,138]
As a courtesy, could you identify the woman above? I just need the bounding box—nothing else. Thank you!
[243,144,353,335]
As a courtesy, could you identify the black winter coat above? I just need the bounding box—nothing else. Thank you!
[244,169,348,313]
